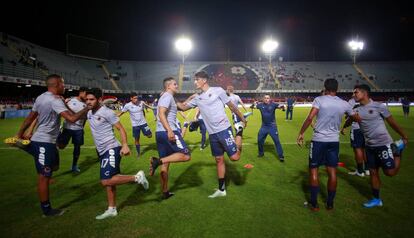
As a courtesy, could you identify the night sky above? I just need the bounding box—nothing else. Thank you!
[2,0,413,61]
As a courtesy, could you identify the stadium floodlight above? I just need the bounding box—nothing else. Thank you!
[175,37,192,63]
[175,37,192,91]
[261,38,279,64]
[348,40,364,64]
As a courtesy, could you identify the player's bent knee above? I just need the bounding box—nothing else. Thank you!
[101,180,111,186]
[182,154,191,162]
[383,170,397,177]
[229,154,240,161]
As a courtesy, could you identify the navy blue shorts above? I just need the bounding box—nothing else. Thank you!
[366,145,395,170]
[209,127,238,157]
[99,146,122,180]
[350,129,365,148]
[57,128,84,145]
[132,123,152,139]
[156,131,190,158]
[309,141,339,168]
[26,141,60,177]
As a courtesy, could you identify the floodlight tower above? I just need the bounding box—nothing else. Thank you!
[348,40,364,64]
[262,38,280,88]
[175,37,192,91]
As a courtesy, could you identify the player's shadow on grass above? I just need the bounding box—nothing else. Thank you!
[54,156,97,178]
[225,161,250,186]
[295,170,328,203]
[118,182,160,210]
[337,153,371,199]
[140,143,158,156]
[58,182,102,209]
[169,162,211,192]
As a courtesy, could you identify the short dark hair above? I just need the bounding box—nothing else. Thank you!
[324,78,338,92]
[46,74,61,81]
[354,84,371,95]
[86,88,103,99]
[130,92,138,98]
[79,86,88,92]
[194,71,209,80]
[163,77,175,89]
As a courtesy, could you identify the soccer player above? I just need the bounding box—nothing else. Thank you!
[148,77,191,199]
[85,88,149,219]
[297,78,355,211]
[152,98,158,121]
[226,85,249,136]
[118,93,153,158]
[57,86,88,173]
[401,97,410,117]
[15,74,89,217]
[178,71,247,198]
[254,94,285,162]
[285,96,295,121]
[341,90,368,177]
[352,84,408,208]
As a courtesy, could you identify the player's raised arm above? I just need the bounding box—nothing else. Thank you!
[177,94,197,111]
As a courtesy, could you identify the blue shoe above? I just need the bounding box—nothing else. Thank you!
[243,112,253,118]
[363,198,383,208]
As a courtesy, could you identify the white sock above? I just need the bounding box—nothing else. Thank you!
[108,206,117,212]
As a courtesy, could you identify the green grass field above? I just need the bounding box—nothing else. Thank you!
[0,107,413,238]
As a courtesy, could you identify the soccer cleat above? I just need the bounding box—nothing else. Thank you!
[208,189,226,198]
[42,208,65,217]
[326,203,334,211]
[183,121,189,128]
[163,192,175,200]
[348,170,365,177]
[363,198,383,208]
[71,166,81,173]
[243,112,253,119]
[135,170,149,190]
[4,137,30,150]
[279,157,285,162]
[95,209,118,220]
[234,122,244,134]
[364,170,370,176]
[258,154,264,158]
[392,139,405,156]
[304,201,319,212]
[149,157,161,176]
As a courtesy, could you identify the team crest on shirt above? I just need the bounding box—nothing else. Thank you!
[209,94,212,97]
[98,117,101,121]
[369,110,373,114]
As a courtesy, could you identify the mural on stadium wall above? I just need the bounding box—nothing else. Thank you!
[197,64,260,90]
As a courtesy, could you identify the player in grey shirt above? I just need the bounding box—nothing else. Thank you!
[297,78,355,211]
[57,87,87,173]
[226,85,249,134]
[118,93,153,158]
[85,88,148,220]
[352,84,408,208]
[178,71,247,198]
[149,77,191,199]
[341,93,369,177]
[15,74,88,217]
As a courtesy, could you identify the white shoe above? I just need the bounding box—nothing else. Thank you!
[208,189,227,198]
[234,122,244,134]
[348,170,365,177]
[135,170,149,190]
[365,170,370,176]
[96,209,118,220]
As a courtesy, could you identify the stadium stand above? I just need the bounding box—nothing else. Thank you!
[1,33,414,93]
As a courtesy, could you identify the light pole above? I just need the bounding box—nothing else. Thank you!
[262,38,280,88]
[348,40,364,64]
[175,37,192,91]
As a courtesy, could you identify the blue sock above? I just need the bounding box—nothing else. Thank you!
[372,188,380,199]
[135,144,140,155]
[40,200,51,214]
[327,190,336,206]
[310,186,319,207]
